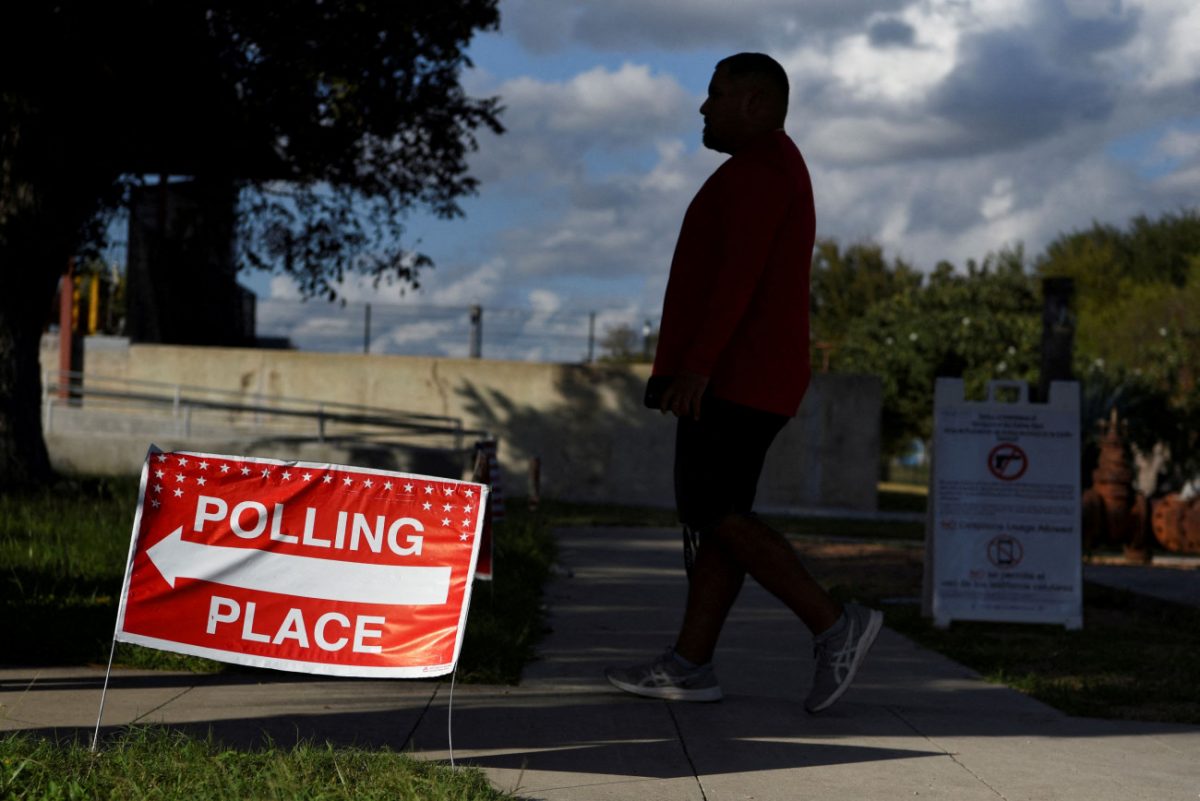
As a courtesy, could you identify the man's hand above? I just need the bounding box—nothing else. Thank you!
[660,372,709,420]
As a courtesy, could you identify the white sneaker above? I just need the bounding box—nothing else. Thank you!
[605,648,723,702]
[805,604,883,713]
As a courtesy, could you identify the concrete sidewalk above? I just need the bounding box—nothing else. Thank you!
[3,526,1199,800]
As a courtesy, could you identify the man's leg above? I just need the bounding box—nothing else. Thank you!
[673,535,745,665]
[603,528,729,701]
[711,513,843,635]
[681,512,882,713]
[674,513,839,665]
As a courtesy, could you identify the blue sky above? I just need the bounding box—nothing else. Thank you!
[242,0,1200,360]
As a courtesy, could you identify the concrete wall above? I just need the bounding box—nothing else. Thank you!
[40,335,882,511]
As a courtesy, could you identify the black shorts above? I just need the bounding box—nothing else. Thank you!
[674,394,788,533]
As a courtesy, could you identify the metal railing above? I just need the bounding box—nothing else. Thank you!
[42,371,491,449]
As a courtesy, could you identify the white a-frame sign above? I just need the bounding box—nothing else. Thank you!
[924,379,1083,629]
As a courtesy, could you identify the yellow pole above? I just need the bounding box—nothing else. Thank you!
[88,274,100,335]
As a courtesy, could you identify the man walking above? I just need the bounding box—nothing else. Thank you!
[605,53,882,713]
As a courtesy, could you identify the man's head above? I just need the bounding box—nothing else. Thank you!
[700,53,789,154]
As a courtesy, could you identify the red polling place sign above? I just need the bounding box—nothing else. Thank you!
[115,447,489,677]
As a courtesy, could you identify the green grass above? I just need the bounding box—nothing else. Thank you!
[0,477,553,684]
[791,538,1200,724]
[0,728,514,801]
[876,483,928,514]
[454,502,555,684]
[883,585,1200,723]
[0,477,139,667]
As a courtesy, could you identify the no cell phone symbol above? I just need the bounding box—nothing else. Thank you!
[988,535,1024,568]
[988,443,1028,481]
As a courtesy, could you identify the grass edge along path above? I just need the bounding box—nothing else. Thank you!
[7,479,1197,728]
[0,727,517,801]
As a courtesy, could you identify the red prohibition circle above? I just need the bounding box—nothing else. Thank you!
[987,443,1028,481]
[987,534,1024,568]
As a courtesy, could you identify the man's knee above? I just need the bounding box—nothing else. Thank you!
[693,511,757,543]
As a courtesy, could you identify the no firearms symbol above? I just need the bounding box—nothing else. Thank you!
[988,442,1027,481]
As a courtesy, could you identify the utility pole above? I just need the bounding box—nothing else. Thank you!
[469,305,483,359]
[587,311,596,363]
[1038,277,1075,402]
[363,303,372,354]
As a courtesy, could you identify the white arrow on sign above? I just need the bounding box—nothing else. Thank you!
[147,527,451,606]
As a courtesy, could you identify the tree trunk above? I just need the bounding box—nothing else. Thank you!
[0,253,61,490]
[1,98,120,491]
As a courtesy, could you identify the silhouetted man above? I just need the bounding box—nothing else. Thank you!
[605,53,882,713]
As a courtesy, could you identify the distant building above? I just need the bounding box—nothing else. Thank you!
[125,178,255,346]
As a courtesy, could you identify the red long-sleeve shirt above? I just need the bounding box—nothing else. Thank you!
[652,130,815,417]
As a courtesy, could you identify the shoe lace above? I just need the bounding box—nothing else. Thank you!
[813,623,857,676]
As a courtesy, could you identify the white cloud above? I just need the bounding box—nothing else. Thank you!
[528,288,562,313]
[980,178,1015,222]
[503,0,911,53]
[1155,165,1200,195]
[1115,0,1200,91]
[378,319,460,350]
[469,62,694,185]
[258,1,1200,364]
[268,275,303,301]
[804,115,968,165]
[826,8,960,106]
[1157,128,1200,161]
[425,259,505,307]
